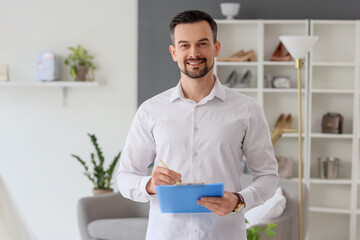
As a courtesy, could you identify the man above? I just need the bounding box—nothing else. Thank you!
[118,10,278,240]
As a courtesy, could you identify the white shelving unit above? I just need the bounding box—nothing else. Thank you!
[0,81,102,106]
[216,19,360,240]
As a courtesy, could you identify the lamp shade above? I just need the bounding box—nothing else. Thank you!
[279,36,319,59]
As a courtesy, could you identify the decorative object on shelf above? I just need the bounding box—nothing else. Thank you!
[265,73,291,88]
[220,2,240,20]
[276,156,294,178]
[71,133,121,196]
[318,157,340,179]
[218,49,256,62]
[279,35,318,240]
[272,76,291,88]
[0,64,9,82]
[321,112,344,134]
[64,45,96,81]
[269,42,292,61]
[86,69,95,82]
[224,70,238,87]
[35,52,60,81]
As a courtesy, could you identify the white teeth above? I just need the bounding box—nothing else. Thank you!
[188,62,201,65]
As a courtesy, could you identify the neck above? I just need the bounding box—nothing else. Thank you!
[180,72,215,103]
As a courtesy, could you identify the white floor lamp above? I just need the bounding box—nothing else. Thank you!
[279,35,319,240]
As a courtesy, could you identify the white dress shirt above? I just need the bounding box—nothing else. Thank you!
[117,76,279,240]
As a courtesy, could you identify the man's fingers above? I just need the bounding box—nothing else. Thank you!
[200,197,222,203]
[152,166,182,185]
[155,166,182,183]
[197,200,224,216]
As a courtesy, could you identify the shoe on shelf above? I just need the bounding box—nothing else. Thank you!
[224,70,238,87]
[274,113,286,129]
[274,113,293,130]
[233,70,252,88]
[218,50,256,62]
[284,114,293,129]
[269,42,292,61]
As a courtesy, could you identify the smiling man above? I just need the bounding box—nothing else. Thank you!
[118,10,279,240]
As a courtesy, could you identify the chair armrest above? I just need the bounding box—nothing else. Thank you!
[77,192,149,240]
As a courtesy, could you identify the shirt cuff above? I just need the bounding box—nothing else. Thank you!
[139,175,155,201]
[239,188,254,213]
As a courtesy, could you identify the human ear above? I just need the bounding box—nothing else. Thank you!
[169,45,177,62]
[214,41,221,57]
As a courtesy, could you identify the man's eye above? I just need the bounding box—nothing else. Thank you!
[200,42,208,46]
[180,44,188,48]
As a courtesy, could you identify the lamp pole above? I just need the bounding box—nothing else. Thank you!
[295,58,304,240]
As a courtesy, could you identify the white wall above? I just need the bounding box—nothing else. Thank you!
[0,0,138,239]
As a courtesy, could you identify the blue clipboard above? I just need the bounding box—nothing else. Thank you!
[156,183,224,213]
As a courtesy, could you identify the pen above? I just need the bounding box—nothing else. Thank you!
[159,160,181,184]
[159,159,168,169]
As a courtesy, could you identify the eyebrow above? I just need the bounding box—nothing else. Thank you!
[177,38,210,45]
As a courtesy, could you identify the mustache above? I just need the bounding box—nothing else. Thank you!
[185,57,206,62]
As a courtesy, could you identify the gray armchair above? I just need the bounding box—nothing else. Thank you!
[77,176,308,240]
[77,192,149,240]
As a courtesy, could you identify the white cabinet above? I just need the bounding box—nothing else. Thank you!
[215,19,360,240]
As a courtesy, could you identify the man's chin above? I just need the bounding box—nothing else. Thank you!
[181,67,212,79]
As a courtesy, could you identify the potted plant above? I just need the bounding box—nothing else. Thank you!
[71,133,121,195]
[246,218,277,240]
[64,45,96,81]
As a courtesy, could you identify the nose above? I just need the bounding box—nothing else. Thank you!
[189,46,200,59]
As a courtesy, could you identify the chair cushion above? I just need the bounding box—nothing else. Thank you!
[88,218,148,240]
[245,187,286,227]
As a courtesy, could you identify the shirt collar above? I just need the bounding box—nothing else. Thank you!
[170,75,226,103]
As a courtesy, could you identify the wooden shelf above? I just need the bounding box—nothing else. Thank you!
[311,133,353,139]
[263,61,294,66]
[310,207,351,214]
[311,89,354,94]
[230,88,258,93]
[312,62,355,67]
[0,81,103,106]
[263,89,305,93]
[215,61,258,67]
[309,179,352,184]
[0,81,101,87]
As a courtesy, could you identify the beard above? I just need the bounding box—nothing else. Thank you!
[179,57,214,79]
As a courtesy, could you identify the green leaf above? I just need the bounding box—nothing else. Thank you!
[70,66,76,78]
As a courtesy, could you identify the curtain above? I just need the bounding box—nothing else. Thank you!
[0,175,34,240]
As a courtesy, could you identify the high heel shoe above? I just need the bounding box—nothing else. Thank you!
[269,42,292,61]
[274,113,285,129]
[284,114,293,129]
[233,70,252,88]
[274,113,293,129]
[224,70,238,87]
[218,50,256,62]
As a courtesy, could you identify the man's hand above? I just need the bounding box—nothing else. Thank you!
[146,166,182,194]
[197,191,238,216]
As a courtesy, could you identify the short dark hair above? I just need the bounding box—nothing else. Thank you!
[169,10,217,46]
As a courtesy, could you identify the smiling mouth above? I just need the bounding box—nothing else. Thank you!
[186,59,205,66]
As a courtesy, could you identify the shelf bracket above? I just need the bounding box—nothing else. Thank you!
[62,87,68,107]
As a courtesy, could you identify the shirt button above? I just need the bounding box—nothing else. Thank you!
[194,127,198,132]
[193,152,198,157]
[193,229,197,233]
